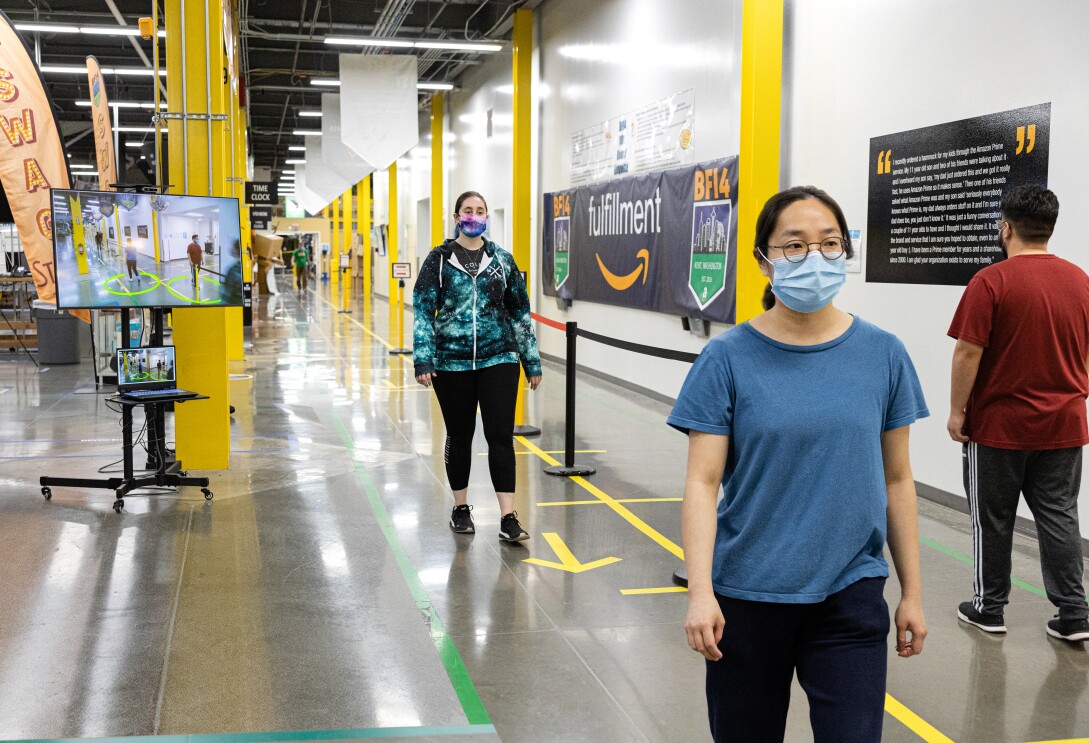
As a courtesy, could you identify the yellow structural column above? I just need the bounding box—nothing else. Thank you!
[166,0,230,470]
[430,93,445,247]
[331,193,341,305]
[737,0,784,323]
[226,91,245,361]
[388,162,408,353]
[360,176,372,315]
[342,187,352,312]
[511,8,538,434]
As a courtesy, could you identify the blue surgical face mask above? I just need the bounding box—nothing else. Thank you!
[458,214,488,238]
[768,251,847,313]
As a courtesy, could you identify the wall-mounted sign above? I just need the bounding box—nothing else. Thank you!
[250,206,272,230]
[866,103,1051,285]
[391,262,412,279]
[245,181,278,205]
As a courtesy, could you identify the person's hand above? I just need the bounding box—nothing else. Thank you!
[684,591,725,661]
[947,410,968,443]
[528,375,542,390]
[894,596,927,657]
[416,372,436,388]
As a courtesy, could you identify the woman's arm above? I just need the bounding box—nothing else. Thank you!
[412,251,441,385]
[682,430,728,661]
[882,425,927,657]
[501,253,542,383]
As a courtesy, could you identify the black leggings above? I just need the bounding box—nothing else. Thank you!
[431,363,519,492]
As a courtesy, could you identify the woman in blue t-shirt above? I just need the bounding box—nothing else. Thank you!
[668,186,929,743]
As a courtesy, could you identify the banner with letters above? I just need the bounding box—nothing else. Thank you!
[85,57,117,192]
[0,11,72,306]
[542,156,737,324]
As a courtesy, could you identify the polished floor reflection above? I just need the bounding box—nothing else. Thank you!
[0,282,1086,743]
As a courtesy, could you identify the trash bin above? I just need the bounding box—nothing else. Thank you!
[35,308,81,364]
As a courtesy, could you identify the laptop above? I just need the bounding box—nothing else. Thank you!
[116,345,198,402]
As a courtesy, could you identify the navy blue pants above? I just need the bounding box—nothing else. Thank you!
[706,577,889,743]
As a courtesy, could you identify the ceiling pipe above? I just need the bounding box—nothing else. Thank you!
[103,0,168,100]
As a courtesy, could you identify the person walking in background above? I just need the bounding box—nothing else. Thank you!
[187,233,203,287]
[124,237,139,282]
[293,242,309,294]
[672,186,928,743]
[948,184,1089,642]
[413,190,542,543]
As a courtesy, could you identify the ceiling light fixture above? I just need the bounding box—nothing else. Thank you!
[75,101,157,109]
[288,146,306,151]
[324,37,501,53]
[293,130,321,136]
[310,79,341,87]
[310,78,455,91]
[298,111,323,117]
[285,159,306,164]
[70,164,95,169]
[417,82,455,91]
[41,65,166,77]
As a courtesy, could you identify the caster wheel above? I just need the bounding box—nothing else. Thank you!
[41,487,52,500]
[202,488,213,501]
[113,499,124,512]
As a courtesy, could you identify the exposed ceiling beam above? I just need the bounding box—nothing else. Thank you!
[103,0,168,101]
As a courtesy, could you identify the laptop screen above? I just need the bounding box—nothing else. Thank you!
[117,346,176,391]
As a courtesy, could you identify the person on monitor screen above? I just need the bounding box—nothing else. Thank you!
[224,240,244,305]
[124,237,139,282]
[94,230,103,259]
[187,233,203,287]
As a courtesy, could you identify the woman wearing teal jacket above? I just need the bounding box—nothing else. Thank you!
[413,191,542,542]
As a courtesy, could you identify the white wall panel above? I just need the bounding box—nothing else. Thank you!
[786,0,1089,534]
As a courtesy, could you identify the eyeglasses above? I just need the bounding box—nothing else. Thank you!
[759,237,848,264]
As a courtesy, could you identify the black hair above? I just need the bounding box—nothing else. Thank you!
[454,190,488,214]
[754,186,853,309]
[1001,184,1058,242]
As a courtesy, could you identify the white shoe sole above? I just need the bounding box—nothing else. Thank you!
[957,609,1007,633]
[499,531,530,543]
[1047,626,1089,642]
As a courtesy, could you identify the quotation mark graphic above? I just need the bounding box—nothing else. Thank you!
[1016,125,1036,155]
[876,149,893,174]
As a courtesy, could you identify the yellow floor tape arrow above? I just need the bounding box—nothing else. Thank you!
[523,532,621,573]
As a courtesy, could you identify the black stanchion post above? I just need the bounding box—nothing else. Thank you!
[544,321,595,477]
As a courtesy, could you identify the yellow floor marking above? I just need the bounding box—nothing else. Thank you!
[481,450,607,456]
[538,497,683,507]
[516,436,684,560]
[620,587,688,595]
[884,694,954,742]
[315,290,395,350]
[523,532,621,573]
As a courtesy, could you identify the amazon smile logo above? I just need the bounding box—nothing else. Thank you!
[596,249,649,291]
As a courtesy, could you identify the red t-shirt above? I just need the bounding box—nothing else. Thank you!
[948,253,1089,450]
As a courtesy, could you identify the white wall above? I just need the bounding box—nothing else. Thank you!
[535,0,743,397]
[785,0,1089,535]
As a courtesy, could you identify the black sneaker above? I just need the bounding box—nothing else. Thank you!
[499,511,530,543]
[1047,615,1089,642]
[449,504,474,534]
[957,601,1007,633]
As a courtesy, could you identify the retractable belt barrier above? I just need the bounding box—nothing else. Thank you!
[530,312,698,477]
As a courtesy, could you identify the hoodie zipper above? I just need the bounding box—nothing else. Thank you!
[472,274,478,369]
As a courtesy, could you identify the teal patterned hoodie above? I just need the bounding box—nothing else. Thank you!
[413,239,542,377]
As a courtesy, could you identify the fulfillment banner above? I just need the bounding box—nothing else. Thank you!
[542,157,737,324]
[0,11,71,305]
[85,57,117,192]
[867,103,1051,285]
[339,54,418,169]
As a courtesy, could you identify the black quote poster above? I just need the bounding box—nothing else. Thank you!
[867,103,1050,285]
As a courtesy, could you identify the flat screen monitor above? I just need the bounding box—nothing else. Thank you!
[50,189,243,309]
[117,345,176,391]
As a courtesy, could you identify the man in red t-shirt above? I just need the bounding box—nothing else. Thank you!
[187,234,203,287]
[948,184,1089,642]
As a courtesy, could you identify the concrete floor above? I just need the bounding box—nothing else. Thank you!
[0,279,1086,743]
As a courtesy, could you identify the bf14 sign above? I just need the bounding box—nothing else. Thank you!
[542,157,738,324]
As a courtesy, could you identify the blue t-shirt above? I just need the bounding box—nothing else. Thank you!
[667,316,929,604]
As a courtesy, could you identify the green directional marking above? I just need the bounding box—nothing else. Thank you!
[330,410,491,726]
